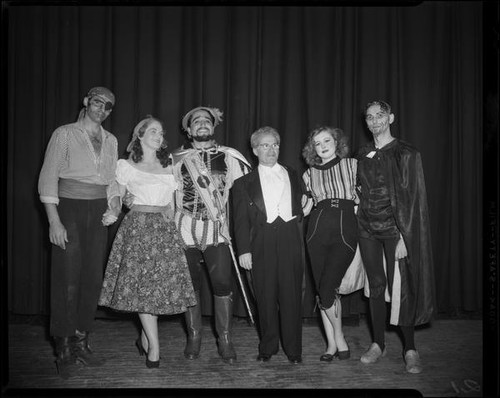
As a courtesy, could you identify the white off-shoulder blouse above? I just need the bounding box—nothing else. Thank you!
[116,159,177,207]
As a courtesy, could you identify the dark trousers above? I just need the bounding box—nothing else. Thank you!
[184,244,232,296]
[358,235,398,299]
[50,198,108,337]
[306,206,357,308]
[251,217,304,358]
[358,234,415,349]
[358,234,399,346]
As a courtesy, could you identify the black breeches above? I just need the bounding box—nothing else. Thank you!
[184,244,233,296]
[306,207,357,308]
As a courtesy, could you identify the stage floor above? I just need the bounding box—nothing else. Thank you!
[5,315,482,397]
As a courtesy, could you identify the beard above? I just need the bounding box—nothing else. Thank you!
[192,132,215,142]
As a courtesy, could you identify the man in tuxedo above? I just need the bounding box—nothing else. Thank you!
[232,126,305,364]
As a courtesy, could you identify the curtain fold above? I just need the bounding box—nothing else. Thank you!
[6,2,484,316]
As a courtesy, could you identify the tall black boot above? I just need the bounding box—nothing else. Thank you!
[184,291,203,359]
[214,293,237,363]
[54,336,78,379]
[74,330,105,367]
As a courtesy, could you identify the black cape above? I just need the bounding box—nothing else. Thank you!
[357,139,436,326]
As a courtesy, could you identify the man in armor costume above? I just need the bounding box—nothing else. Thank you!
[171,106,251,363]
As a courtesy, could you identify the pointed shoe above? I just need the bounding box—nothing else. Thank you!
[404,350,423,374]
[360,343,386,364]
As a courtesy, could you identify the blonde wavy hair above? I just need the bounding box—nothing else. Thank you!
[302,126,349,166]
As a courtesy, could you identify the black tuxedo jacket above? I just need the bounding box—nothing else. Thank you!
[231,163,304,256]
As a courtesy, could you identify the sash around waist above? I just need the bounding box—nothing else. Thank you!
[130,205,170,213]
[58,178,107,200]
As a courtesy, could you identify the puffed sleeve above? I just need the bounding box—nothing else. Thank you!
[106,159,130,207]
[115,159,131,186]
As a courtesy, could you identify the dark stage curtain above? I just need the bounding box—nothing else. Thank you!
[5,3,484,319]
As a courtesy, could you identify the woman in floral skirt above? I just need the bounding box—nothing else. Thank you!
[99,115,196,368]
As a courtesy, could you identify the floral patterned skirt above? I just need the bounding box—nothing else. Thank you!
[99,211,196,315]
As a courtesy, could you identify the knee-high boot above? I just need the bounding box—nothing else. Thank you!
[214,293,237,363]
[184,290,202,359]
[74,330,105,367]
[54,336,78,379]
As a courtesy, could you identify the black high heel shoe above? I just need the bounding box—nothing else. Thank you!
[334,343,350,360]
[145,356,160,368]
[320,352,336,362]
[336,349,350,360]
[136,338,160,368]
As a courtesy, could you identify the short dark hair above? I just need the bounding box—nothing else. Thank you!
[364,100,392,116]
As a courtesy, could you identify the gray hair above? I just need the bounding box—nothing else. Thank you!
[250,126,280,148]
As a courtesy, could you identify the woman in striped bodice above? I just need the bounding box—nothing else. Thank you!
[302,126,359,362]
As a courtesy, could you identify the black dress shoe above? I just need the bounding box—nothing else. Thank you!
[257,354,272,362]
[288,356,302,364]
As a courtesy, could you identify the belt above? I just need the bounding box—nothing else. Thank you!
[315,198,355,210]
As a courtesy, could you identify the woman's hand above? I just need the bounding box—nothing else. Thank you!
[123,191,134,209]
[102,208,119,226]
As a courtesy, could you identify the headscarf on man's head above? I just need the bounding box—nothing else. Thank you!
[181,106,223,131]
[77,86,116,121]
[87,87,115,108]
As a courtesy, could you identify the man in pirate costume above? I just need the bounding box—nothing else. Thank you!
[171,106,251,363]
[38,87,117,378]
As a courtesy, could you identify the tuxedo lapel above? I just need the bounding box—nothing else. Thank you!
[247,170,267,217]
[282,165,302,216]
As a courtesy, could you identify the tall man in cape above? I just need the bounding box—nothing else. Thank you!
[356,100,436,374]
[171,106,251,363]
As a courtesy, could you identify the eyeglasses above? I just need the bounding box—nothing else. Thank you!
[258,143,280,150]
[89,97,113,111]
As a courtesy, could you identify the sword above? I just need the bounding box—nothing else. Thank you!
[227,240,256,326]
[195,158,256,327]
[212,192,256,327]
